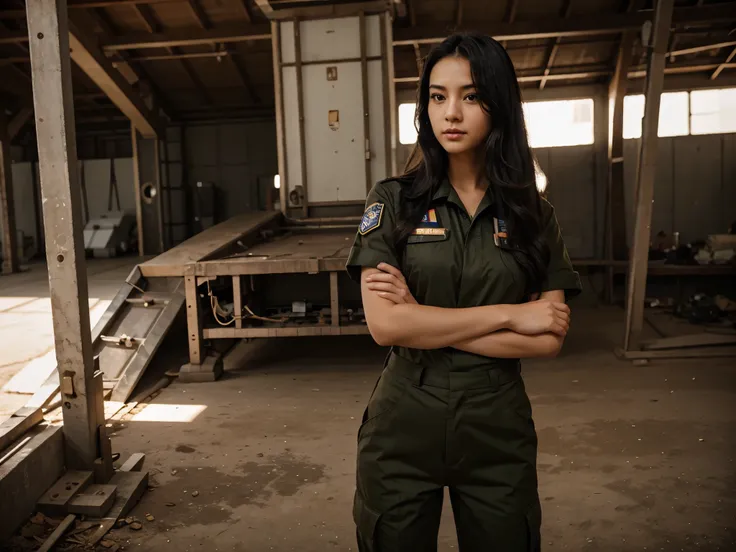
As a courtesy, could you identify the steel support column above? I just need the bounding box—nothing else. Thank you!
[26,0,109,472]
[606,31,636,303]
[0,113,19,274]
[623,0,675,351]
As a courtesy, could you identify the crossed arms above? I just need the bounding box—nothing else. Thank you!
[360,264,571,359]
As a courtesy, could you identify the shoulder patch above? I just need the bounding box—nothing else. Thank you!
[359,202,385,236]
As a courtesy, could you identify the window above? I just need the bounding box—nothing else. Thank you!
[523,99,594,148]
[399,103,418,145]
[623,92,689,139]
[691,88,736,135]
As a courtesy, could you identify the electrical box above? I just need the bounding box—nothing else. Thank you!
[275,10,395,211]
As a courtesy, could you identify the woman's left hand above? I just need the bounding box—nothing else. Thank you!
[365,263,418,305]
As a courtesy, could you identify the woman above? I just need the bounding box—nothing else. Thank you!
[345,33,582,551]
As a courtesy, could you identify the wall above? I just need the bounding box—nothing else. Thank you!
[1,119,279,258]
[176,120,278,224]
[1,159,136,259]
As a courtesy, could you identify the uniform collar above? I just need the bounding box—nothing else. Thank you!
[432,178,496,218]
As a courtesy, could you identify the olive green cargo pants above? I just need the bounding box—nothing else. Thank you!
[353,353,542,552]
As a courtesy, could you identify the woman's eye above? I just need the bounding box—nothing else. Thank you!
[430,93,445,101]
[465,94,478,102]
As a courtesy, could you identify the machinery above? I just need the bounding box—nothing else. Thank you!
[82,211,137,258]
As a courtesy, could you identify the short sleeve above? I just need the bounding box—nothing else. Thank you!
[539,199,582,299]
[345,181,400,283]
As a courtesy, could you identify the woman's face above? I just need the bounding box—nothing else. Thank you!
[427,56,491,156]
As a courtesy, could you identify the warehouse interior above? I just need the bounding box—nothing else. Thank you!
[0,0,735,550]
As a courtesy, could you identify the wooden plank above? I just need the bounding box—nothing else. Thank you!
[622,0,675,352]
[272,21,288,216]
[27,0,105,472]
[68,484,116,516]
[330,272,340,327]
[0,114,19,275]
[643,333,736,351]
[380,11,391,178]
[138,211,281,277]
[131,124,145,256]
[37,514,76,552]
[185,275,202,365]
[120,452,145,472]
[233,276,243,329]
[359,12,372,194]
[617,346,736,360]
[69,23,161,137]
[294,19,308,218]
[204,325,371,339]
[38,470,94,516]
[0,407,44,453]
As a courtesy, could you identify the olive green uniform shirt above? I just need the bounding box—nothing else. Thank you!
[346,178,582,371]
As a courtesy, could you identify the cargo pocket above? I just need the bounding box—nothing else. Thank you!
[353,490,382,552]
[525,502,542,552]
[357,368,405,440]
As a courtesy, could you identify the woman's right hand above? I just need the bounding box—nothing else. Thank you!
[506,299,571,337]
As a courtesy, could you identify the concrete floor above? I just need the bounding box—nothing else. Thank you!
[1,262,735,551]
[0,257,143,422]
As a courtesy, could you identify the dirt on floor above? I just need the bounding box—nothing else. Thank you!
[2,302,735,551]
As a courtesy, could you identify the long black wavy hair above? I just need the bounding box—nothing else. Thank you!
[395,32,550,294]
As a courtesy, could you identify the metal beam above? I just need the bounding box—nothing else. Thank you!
[454,0,463,27]
[0,113,19,274]
[669,40,736,58]
[131,4,212,106]
[623,0,675,352]
[393,4,736,45]
[539,0,575,90]
[26,0,108,472]
[227,47,260,103]
[8,106,33,140]
[606,32,636,302]
[711,46,736,79]
[132,3,160,32]
[187,0,210,29]
[101,24,271,50]
[237,0,253,22]
[83,8,171,118]
[254,0,274,17]
[68,20,163,137]
[68,0,179,6]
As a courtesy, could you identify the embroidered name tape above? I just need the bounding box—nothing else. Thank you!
[411,227,447,236]
[359,202,384,235]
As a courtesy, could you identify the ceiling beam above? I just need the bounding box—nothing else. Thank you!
[81,8,171,117]
[67,0,180,7]
[711,46,736,79]
[68,19,163,137]
[187,0,211,29]
[130,4,213,106]
[237,0,253,23]
[101,24,271,50]
[539,0,575,90]
[8,106,33,140]
[394,61,735,84]
[254,0,274,17]
[133,4,161,32]
[669,40,736,58]
[393,4,736,45]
